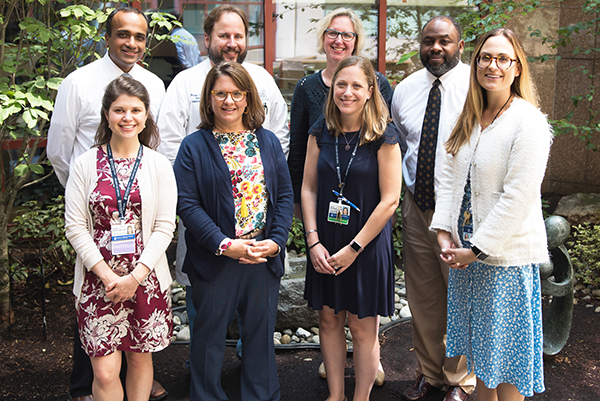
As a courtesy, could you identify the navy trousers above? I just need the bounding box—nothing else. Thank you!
[189,258,281,401]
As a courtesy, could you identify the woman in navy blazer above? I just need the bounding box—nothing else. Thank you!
[173,62,293,401]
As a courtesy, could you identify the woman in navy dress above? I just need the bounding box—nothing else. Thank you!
[301,56,402,401]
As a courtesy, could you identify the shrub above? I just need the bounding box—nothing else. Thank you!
[567,223,600,287]
[286,216,306,255]
[8,196,75,282]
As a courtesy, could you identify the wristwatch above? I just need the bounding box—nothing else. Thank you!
[471,245,488,261]
[350,240,363,253]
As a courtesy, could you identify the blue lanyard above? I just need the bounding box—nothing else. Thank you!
[106,143,143,222]
[334,131,359,197]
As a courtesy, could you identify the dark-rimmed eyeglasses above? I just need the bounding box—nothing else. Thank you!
[211,90,247,102]
[324,29,357,42]
[476,54,518,70]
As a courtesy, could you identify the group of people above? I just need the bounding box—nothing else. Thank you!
[47,4,552,401]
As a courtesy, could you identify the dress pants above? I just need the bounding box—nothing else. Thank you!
[189,256,281,401]
[69,323,93,397]
[401,190,475,391]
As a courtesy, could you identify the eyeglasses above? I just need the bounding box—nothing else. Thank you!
[211,90,247,102]
[324,29,357,42]
[476,54,518,70]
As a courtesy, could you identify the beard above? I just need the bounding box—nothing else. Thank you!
[207,43,247,65]
[421,49,460,77]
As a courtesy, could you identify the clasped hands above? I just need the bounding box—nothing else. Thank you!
[93,260,147,303]
[437,230,477,269]
[223,238,279,264]
[309,243,358,276]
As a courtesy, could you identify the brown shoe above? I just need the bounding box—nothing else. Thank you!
[149,379,168,401]
[402,375,437,401]
[71,396,93,401]
[443,386,468,401]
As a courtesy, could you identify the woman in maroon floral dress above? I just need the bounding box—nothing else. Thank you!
[65,76,176,401]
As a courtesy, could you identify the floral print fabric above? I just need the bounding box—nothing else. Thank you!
[445,177,545,396]
[76,147,172,357]
[214,130,268,237]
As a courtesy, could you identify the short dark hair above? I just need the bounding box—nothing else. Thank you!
[95,75,160,149]
[204,5,248,37]
[198,62,265,131]
[421,15,462,41]
[106,7,149,37]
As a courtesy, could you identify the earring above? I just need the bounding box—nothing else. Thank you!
[243,107,249,115]
[208,105,212,113]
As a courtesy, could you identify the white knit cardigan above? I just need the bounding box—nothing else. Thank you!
[65,146,177,300]
[430,97,552,266]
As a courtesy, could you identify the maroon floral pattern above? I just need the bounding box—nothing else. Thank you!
[76,147,172,357]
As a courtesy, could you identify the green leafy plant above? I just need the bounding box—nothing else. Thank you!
[567,223,600,287]
[391,188,405,267]
[457,0,600,150]
[8,262,27,283]
[286,216,306,255]
[0,0,177,327]
[8,196,75,273]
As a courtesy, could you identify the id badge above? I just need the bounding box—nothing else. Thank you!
[111,222,136,255]
[462,225,473,241]
[327,201,350,225]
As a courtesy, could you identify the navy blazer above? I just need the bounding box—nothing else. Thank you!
[173,127,294,283]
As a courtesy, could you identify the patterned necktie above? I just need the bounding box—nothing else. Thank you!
[414,79,441,212]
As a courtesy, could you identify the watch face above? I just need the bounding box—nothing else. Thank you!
[351,241,362,252]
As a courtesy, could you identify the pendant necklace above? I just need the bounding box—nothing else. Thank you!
[483,94,513,128]
[342,130,359,151]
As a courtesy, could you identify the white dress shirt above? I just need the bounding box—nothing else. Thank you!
[47,54,165,187]
[171,27,201,68]
[391,62,470,196]
[157,58,290,164]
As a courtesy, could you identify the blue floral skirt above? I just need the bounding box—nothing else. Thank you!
[446,178,545,396]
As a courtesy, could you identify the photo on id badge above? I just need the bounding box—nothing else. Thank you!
[111,222,136,255]
[328,202,350,225]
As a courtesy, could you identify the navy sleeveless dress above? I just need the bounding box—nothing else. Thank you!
[303,117,398,318]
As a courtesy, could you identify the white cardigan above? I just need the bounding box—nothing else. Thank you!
[430,97,552,266]
[65,146,177,300]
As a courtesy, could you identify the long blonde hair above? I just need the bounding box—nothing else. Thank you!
[324,56,389,144]
[445,28,539,155]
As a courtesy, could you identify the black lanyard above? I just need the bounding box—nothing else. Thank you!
[335,131,359,197]
[106,143,143,222]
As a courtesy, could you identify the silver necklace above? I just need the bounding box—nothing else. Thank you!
[342,130,359,151]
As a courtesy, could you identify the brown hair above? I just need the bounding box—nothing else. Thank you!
[445,28,539,155]
[324,56,389,144]
[94,75,160,149]
[198,62,265,131]
[204,5,249,37]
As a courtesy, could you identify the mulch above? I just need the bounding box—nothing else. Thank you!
[1,274,599,400]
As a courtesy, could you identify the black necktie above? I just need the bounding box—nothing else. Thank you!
[414,79,441,212]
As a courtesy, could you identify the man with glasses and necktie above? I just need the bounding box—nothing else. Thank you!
[391,15,476,401]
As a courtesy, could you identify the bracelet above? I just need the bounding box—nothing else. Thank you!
[271,243,281,257]
[131,272,142,285]
[216,238,233,256]
[308,241,321,250]
[305,229,318,236]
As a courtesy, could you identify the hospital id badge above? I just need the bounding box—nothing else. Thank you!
[111,222,135,255]
[462,225,473,241]
[327,201,350,225]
